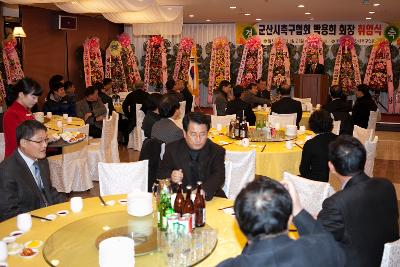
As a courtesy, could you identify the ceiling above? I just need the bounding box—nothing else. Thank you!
[29,0,400,24]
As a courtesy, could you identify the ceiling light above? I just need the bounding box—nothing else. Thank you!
[366,17,372,20]
[309,17,314,21]
[206,19,211,22]
[373,3,380,6]
[244,13,251,16]
[297,5,305,8]
[369,11,375,14]
[305,12,311,15]
[189,14,194,18]
[256,18,262,21]
[230,6,237,9]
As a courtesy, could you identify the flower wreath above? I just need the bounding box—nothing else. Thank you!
[208,37,230,102]
[331,36,361,94]
[83,37,104,87]
[105,40,128,92]
[267,37,291,90]
[2,38,24,85]
[143,35,167,91]
[118,33,141,91]
[236,36,263,88]
[298,33,324,74]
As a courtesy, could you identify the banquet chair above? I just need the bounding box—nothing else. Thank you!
[104,102,109,119]
[353,125,374,145]
[367,110,379,132]
[212,104,217,115]
[87,111,120,181]
[179,101,186,120]
[293,98,312,111]
[139,138,164,192]
[48,124,92,193]
[269,113,297,128]
[211,114,236,129]
[380,238,400,267]
[0,133,4,162]
[191,99,195,112]
[223,150,256,199]
[127,104,145,151]
[332,120,341,135]
[283,172,335,216]
[98,160,149,196]
[364,135,378,177]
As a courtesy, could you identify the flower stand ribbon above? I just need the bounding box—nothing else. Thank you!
[267,37,291,90]
[143,35,167,91]
[2,38,24,85]
[298,33,324,74]
[208,37,230,103]
[105,40,128,92]
[236,36,263,88]
[332,36,361,94]
[0,72,5,104]
[83,37,104,87]
[118,33,141,91]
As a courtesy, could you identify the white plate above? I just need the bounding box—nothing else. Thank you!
[24,240,43,249]
[19,248,39,259]
[41,214,57,222]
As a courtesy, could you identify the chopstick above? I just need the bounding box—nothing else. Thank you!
[261,144,267,152]
[221,142,233,147]
[294,143,303,150]
[67,123,82,126]
[47,127,60,132]
[218,206,233,210]
[31,214,52,221]
[99,196,107,206]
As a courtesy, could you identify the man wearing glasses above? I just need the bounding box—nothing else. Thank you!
[0,120,65,222]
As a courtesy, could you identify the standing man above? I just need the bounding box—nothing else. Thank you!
[318,135,399,267]
[305,54,325,74]
[0,120,66,222]
[165,79,185,102]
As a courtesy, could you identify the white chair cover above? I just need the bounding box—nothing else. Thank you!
[332,120,341,135]
[98,160,149,196]
[212,104,217,115]
[368,110,379,131]
[128,104,145,151]
[222,160,233,197]
[104,102,109,118]
[293,98,312,111]
[364,135,378,177]
[118,92,129,102]
[191,99,195,112]
[87,111,120,181]
[381,238,400,267]
[353,125,374,145]
[283,172,335,216]
[269,113,297,128]
[0,133,4,162]
[223,150,256,199]
[179,101,186,120]
[211,114,236,129]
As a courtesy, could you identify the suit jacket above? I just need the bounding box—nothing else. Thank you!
[318,173,399,267]
[142,111,161,138]
[157,138,226,200]
[217,209,346,267]
[0,151,66,222]
[182,87,193,114]
[241,90,269,108]
[213,91,228,116]
[271,97,303,126]
[76,98,107,129]
[226,98,256,126]
[123,89,149,132]
[305,63,325,74]
[352,95,377,129]
[151,118,183,144]
[323,99,354,135]
[299,132,337,182]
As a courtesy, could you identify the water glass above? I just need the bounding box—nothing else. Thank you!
[63,113,68,120]
[162,232,191,267]
[46,111,52,119]
[0,241,7,262]
[216,123,222,132]
[16,213,32,232]
[67,117,73,124]
[56,120,63,128]
[70,197,83,213]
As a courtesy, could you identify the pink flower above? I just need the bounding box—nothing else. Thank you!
[118,33,131,48]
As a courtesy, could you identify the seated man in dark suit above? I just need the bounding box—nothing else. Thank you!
[322,85,353,135]
[241,83,270,108]
[142,93,162,139]
[217,177,345,267]
[94,81,115,116]
[165,79,185,102]
[300,109,337,182]
[352,84,377,129]
[318,135,399,267]
[305,54,325,74]
[151,94,183,144]
[271,85,302,127]
[0,120,66,222]
[226,85,256,126]
[157,112,225,200]
[256,78,270,100]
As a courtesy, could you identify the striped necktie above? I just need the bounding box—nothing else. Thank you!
[33,161,49,207]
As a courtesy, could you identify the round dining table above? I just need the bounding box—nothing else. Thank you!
[0,196,246,267]
[44,115,85,134]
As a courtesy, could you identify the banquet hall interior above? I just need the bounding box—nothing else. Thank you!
[0,0,400,266]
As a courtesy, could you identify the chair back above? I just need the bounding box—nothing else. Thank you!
[353,125,374,145]
[128,104,145,151]
[0,133,4,162]
[211,115,236,129]
[212,104,217,115]
[368,110,379,131]
[100,111,120,163]
[99,161,149,196]
[332,120,341,135]
[104,102,109,118]
[269,113,297,128]
[380,238,400,267]
[283,172,335,216]
[223,150,256,199]
[179,101,186,120]
[364,135,378,177]
[293,98,312,111]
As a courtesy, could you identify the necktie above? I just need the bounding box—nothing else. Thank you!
[33,161,49,206]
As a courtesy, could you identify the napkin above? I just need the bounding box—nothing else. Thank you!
[99,237,135,267]
[127,192,153,217]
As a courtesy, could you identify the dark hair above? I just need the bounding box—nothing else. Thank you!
[218,80,231,92]
[182,112,211,132]
[246,83,257,91]
[330,85,343,99]
[64,81,74,90]
[279,86,291,95]
[234,177,292,240]
[329,135,366,176]
[158,94,180,118]
[6,77,43,106]
[309,109,334,133]
[16,120,47,146]
[144,93,162,112]
[93,82,105,93]
[84,86,98,97]
[49,74,63,90]
[47,81,64,100]
[233,85,244,98]
[103,78,112,86]
[257,78,267,83]
[357,84,371,97]
[166,79,176,92]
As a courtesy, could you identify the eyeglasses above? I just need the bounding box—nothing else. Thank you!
[25,138,49,145]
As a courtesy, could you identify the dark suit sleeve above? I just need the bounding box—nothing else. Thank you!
[299,141,312,178]
[0,167,22,221]
[245,105,256,126]
[317,197,345,241]
[293,209,326,235]
[122,94,132,118]
[203,146,225,200]
[296,102,302,126]
[156,146,175,180]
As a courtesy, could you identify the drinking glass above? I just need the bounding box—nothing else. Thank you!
[63,114,68,120]
[70,197,83,213]
[46,112,52,119]
[16,213,32,232]
[0,241,7,262]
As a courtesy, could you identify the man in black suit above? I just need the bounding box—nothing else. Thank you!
[94,81,115,116]
[157,112,225,200]
[0,120,66,222]
[180,80,194,114]
[217,177,345,267]
[352,84,377,129]
[256,78,271,100]
[322,85,353,135]
[241,83,270,108]
[305,54,325,74]
[300,109,337,182]
[271,85,302,126]
[226,85,256,125]
[165,79,185,102]
[318,135,399,267]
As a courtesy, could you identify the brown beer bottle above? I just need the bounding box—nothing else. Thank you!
[183,185,195,228]
[173,182,185,215]
[194,181,206,227]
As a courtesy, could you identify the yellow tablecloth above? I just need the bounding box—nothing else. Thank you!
[0,196,246,267]
[44,115,85,134]
[210,130,314,180]
[253,110,311,129]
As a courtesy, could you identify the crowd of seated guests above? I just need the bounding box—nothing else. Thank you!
[212,80,233,115]
[226,85,256,126]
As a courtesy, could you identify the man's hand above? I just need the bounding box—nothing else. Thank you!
[84,112,93,121]
[171,169,183,184]
[281,180,302,216]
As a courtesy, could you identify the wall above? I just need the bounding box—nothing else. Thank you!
[21,6,123,107]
